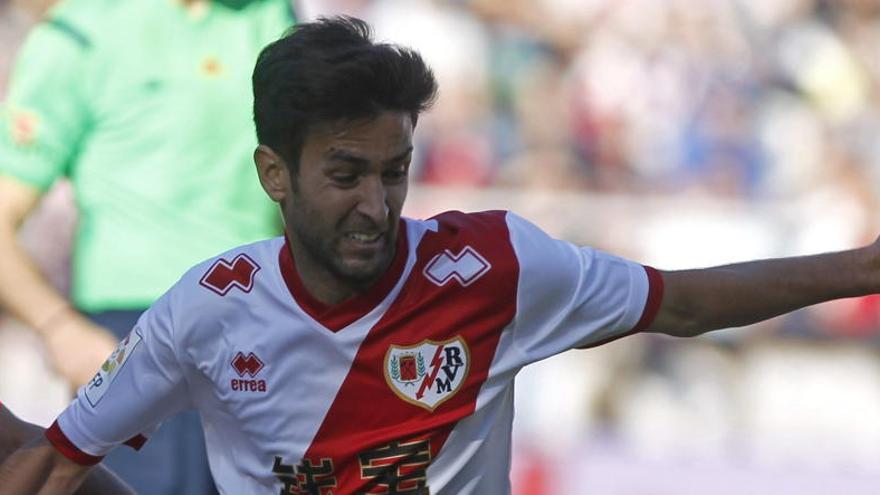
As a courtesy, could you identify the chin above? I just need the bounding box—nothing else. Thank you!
[336,258,387,284]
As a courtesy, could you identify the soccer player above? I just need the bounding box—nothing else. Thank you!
[2,16,879,494]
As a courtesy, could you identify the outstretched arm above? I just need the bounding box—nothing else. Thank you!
[646,239,877,337]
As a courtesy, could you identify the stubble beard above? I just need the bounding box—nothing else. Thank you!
[287,205,394,288]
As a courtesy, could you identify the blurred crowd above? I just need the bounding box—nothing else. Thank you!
[306,0,880,202]
[301,0,880,340]
[4,0,880,341]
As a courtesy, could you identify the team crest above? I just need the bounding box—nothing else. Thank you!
[384,336,470,411]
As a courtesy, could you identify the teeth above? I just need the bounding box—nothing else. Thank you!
[347,232,381,242]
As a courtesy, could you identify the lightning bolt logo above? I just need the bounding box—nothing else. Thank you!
[416,345,445,400]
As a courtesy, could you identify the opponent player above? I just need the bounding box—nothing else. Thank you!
[2,16,880,494]
[0,403,132,495]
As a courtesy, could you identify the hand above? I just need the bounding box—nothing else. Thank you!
[0,405,40,462]
[41,314,118,388]
[0,404,136,495]
[0,404,135,495]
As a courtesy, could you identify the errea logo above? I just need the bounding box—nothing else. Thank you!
[423,246,490,287]
[230,351,267,393]
[199,254,260,296]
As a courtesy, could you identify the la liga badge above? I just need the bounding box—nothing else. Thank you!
[84,327,143,407]
[384,336,470,411]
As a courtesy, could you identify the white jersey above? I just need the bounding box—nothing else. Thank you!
[47,210,663,495]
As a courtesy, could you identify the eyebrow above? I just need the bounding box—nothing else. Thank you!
[326,146,414,167]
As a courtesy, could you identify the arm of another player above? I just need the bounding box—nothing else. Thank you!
[0,175,118,386]
[6,287,195,494]
[0,405,133,495]
[645,236,878,337]
[0,435,91,495]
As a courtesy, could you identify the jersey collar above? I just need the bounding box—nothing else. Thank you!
[278,220,409,332]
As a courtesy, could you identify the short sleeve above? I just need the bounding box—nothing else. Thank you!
[45,291,191,465]
[0,17,92,190]
[505,212,663,364]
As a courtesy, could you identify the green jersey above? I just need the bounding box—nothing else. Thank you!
[0,0,295,311]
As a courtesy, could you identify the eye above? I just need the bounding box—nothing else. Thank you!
[382,166,409,183]
[331,173,358,187]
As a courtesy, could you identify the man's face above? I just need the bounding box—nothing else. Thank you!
[282,111,413,289]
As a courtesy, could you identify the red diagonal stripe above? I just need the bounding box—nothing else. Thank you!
[297,211,517,493]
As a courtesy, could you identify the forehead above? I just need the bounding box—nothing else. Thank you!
[303,112,414,162]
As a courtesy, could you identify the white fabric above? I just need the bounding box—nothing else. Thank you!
[54,211,653,494]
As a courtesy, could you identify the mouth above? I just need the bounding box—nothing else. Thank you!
[345,232,383,243]
[341,231,387,254]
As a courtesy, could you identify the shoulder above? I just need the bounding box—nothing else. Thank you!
[37,0,116,45]
[176,237,283,300]
[412,210,515,252]
[34,0,167,51]
[423,210,511,238]
[155,237,284,344]
[416,209,556,259]
[16,0,126,65]
[405,210,518,286]
[136,238,284,364]
[12,1,97,66]
[421,210,545,240]
[160,238,285,334]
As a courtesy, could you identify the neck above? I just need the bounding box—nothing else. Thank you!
[291,249,361,306]
[287,242,393,307]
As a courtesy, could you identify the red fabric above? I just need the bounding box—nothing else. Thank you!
[579,265,665,349]
[123,434,147,451]
[45,421,103,466]
[632,266,665,332]
[297,211,518,493]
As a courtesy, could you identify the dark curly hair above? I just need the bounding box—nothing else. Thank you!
[252,16,438,171]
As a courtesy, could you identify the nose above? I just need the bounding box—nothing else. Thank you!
[355,176,389,226]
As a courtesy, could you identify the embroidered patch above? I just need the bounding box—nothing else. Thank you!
[84,328,143,407]
[199,254,261,296]
[423,246,491,287]
[230,351,267,393]
[384,336,470,411]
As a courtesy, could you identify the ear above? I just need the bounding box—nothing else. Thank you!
[254,145,290,203]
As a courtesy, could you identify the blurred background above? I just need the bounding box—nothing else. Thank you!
[3,0,880,493]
